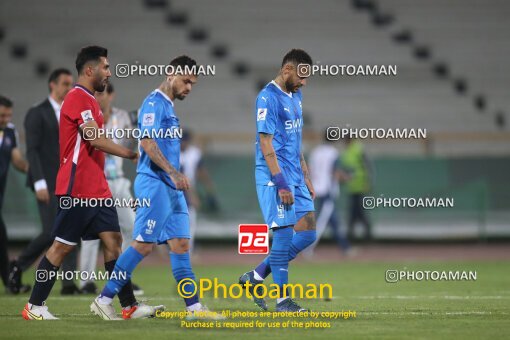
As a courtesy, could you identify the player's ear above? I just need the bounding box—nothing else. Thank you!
[282,63,293,76]
[84,64,94,77]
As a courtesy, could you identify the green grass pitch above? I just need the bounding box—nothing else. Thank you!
[1,261,509,339]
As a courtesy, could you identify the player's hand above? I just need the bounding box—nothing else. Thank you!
[35,188,50,204]
[171,173,191,191]
[278,189,294,206]
[272,172,293,206]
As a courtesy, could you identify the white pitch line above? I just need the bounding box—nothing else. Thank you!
[34,296,183,301]
[1,311,507,318]
[5,295,509,301]
[362,311,508,316]
[442,296,508,300]
[354,295,509,300]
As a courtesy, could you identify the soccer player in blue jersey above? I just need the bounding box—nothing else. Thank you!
[239,49,317,312]
[92,55,220,320]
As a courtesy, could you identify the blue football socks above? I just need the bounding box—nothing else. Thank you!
[100,246,144,299]
[268,227,294,297]
[254,229,316,280]
[170,252,199,307]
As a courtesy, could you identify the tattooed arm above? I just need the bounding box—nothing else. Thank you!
[140,138,190,190]
[259,132,294,205]
[300,153,311,181]
[301,153,315,199]
[259,133,282,176]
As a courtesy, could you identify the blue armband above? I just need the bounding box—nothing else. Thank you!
[272,172,290,191]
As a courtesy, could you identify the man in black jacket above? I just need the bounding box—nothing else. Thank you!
[8,69,80,295]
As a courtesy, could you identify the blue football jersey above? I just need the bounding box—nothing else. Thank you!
[254,81,305,186]
[137,89,181,189]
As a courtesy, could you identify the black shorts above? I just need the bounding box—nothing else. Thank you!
[52,200,120,245]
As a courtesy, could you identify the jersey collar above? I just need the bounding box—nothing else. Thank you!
[155,89,174,106]
[74,84,95,99]
[270,80,292,98]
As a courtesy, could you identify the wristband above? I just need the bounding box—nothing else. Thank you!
[272,172,290,191]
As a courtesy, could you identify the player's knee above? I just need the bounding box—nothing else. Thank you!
[131,240,154,257]
[46,240,75,265]
[111,232,123,247]
[51,240,75,255]
[305,212,317,230]
[169,238,190,254]
[296,212,316,231]
[101,245,121,261]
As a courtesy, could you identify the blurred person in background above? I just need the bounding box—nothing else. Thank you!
[179,129,219,252]
[0,95,28,293]
[304,129,351,257]
[79,82,143,295]
[342,136,373,242]
[8,69,80,295]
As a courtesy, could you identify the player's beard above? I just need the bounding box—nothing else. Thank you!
[94,77,108,93]
[174,90,189,100]
[285,79,300,93]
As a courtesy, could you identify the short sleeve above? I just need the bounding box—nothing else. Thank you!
[255,93,277,135]
[74,99,95,128]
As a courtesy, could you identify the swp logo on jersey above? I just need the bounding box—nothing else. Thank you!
[238,224,269,254]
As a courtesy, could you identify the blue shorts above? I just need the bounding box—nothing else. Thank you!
[133,174,190,244]
[256,184,315,228]
[52,199,120,245]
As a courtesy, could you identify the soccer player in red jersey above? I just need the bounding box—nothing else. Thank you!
[22,46,163,320]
